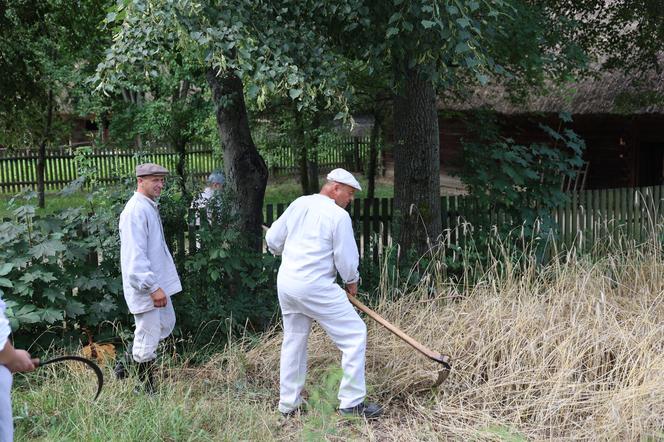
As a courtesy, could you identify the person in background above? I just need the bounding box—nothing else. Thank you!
[266,168,382,419]
[0,297,37,441]
[191,170,225,226]
[115,163,182,393]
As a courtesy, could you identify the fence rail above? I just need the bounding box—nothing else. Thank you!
[0,137,374,193]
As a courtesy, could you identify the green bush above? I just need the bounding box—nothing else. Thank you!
[0,189,126,349]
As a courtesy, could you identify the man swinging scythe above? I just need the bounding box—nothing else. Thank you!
[266,168,383,419]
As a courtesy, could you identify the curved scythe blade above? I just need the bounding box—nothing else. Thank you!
[37,355,104,400]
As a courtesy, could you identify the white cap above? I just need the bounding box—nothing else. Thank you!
[326,168,362,191]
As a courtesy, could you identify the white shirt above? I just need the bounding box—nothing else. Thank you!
[119,192,182,314]
[266,194,359,294]
[190,187,216,226]
[0,298,10,351]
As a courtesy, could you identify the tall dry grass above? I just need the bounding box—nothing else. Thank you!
[240,230,664,440]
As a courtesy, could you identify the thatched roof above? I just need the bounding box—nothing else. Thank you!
[438,66,664,115]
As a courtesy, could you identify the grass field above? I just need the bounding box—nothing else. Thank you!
[13,231,664,440]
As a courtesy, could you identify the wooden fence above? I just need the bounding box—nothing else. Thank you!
[165,184,664,262]
[0,137,373,193]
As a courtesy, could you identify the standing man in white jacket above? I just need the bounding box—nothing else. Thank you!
[117,163,182,393]
[266,168,382,419]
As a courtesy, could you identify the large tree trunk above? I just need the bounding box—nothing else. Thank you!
[206,69,267,252]
[37,89,54,209]
[392,63,441,256]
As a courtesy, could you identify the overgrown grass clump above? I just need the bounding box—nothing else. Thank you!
[13,233,664,440]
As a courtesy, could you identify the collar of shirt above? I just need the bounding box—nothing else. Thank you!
[314,193,335,204]
[134,191,159,209]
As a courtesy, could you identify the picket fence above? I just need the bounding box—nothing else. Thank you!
[164,184,664,262]
[0,138,372,193]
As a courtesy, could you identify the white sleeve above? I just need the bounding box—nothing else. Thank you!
[265,204,293,256]
[0,299,11,350]
[333,213,360,284]
[120,210,159,294]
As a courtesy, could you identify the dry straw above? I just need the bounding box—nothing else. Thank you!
[235,226,664,441]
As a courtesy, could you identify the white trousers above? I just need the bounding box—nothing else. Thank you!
[132,298,176,363]
[278,284,367,413]
[0,366,12,442]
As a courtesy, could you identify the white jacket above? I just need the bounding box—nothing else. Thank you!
[266,194,359,295]
[0,298,10,351]
[119,192,182,314]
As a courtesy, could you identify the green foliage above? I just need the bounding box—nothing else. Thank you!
[0,190,124,348]
[0,0,111,147]
[176,190,279,342]
[459,111,585,231]
[93,0,360,114]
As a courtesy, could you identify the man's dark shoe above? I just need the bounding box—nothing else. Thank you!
[134,360,157,394]
[338,402,383,419]
[114,354,131,380]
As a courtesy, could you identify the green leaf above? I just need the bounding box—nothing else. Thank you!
[0,278,12,288]
[65,300,86,317]
[0,263,12,276]
[421,20,436,29]
[44,288,65,302]
[289,88,303,99]
[386,27,399,38]
[10,304,41,324]
[456,18,470,28]
[20,271,56,284]
[455,41,471,54]
[29,239,67,259]
[41,308,64,324]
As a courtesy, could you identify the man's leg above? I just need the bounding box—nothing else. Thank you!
[315,304,367,409]
[279,312,312,414]
[0,366,13,442]
[132,308,160,363]
[159,298,176,341]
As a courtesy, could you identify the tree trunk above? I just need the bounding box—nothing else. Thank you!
[392,62,441,256]
[307,153,319,192]
[206,69,267,252]
[367,111,382,201]
[307,111,321,193]
[37,89,54,209]
[294,109,309,195]
[172,80,190,197]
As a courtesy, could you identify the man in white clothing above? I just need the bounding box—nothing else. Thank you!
[266,168,382,419]
[0,297,36,441]
[116,163,182,393]
[191,170,225,226]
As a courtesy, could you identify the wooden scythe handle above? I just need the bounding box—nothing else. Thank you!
[347,294,451,368]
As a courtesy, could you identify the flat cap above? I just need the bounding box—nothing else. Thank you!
[136,163,169,177]
[327,168,362,191]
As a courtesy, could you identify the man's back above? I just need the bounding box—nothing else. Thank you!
[266,194,358,293]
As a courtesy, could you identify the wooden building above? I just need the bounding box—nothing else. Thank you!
[437,67,664,190]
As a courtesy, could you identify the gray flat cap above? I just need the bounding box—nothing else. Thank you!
[136,163,169,177]
[207,170,225,185]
